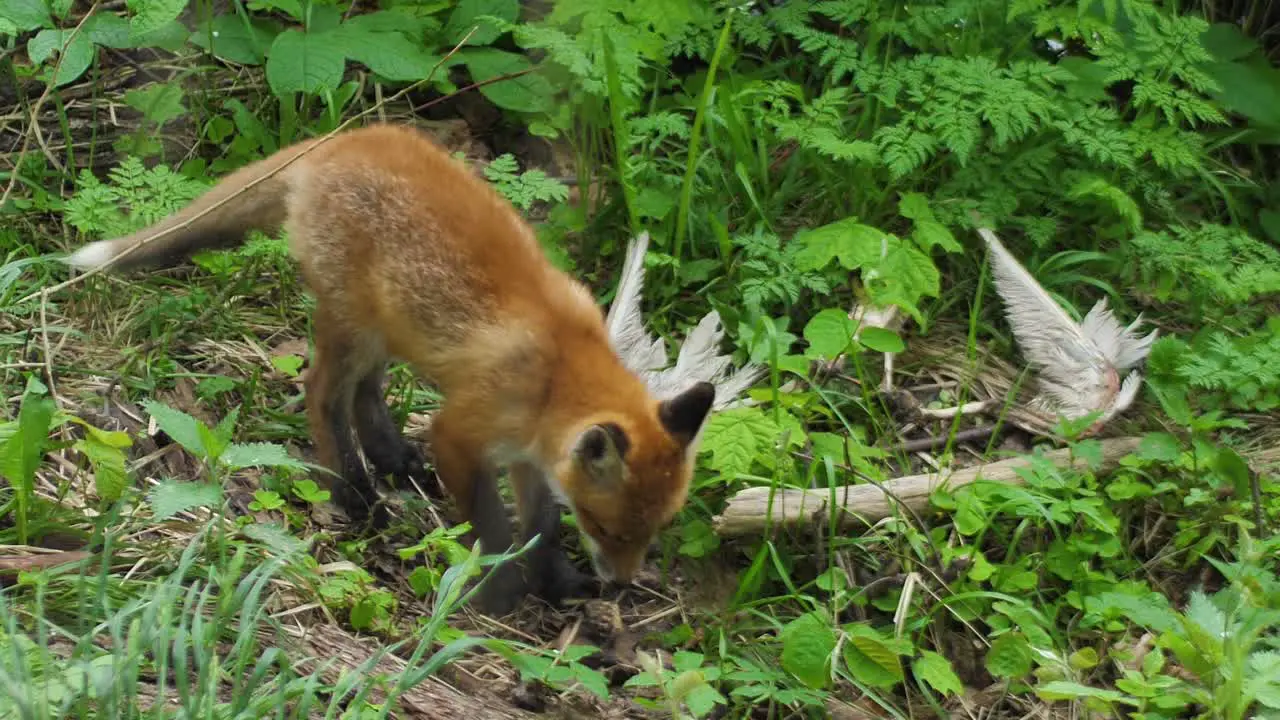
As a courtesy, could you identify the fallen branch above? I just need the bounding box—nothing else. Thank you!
[712,436,1143,537]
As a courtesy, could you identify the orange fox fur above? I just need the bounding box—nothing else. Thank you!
[66,124,716,614]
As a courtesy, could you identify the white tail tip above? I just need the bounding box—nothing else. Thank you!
[65,241,117,270]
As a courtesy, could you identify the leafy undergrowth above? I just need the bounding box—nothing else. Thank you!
[4,0,1280,718]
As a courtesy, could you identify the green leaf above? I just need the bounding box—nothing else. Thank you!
[845,624,908,686]
[188,14,278,65]
[27,28,96,86]
[84,11,131,47]
[1201,22,1259,62]
[74,425,132,502]
[444,0,518,46]
[350,598,376,629]
[913,220,962,253]
[780,612,836,689]
[698,407,778,477]
[1069,647,1100,671]
[803,308,856,359]
[265,28,346,96]
[220,442,309,471]
[1035,681,1137,706]
[792,218,887,272]
[333,18,441,82]
[1,0,51,32]
[459,48,553,113]
[857,326,906,354]
[1213,447,1253,499]
[898,192,932,222]
[0,379,56,493]
[913,651,963,696]
[985,633,1033,679]
[149,480,223,520]
[124,82,185,126]
[1067,174,1142,233]
[142,399,208,457]
[126,0,187,41]
[1138,432,1181,462]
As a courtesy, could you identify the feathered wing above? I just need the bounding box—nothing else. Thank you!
[604,233,766,410]
[605,232,668,373]
[979,226,1155,429]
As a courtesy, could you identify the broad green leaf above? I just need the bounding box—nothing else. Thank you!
[1182,591,1227,640]
[913,220,962,253]
[792,218,886,272]
[841,625,906,688]
[803,309,855,359]
[149,480,223,519]
[27,28,96,86]
[74,425,132,502]
[124,82,185,126]
[334,20,441,82]
[1085,591,1178,632]
[444,0,518,46]
[913,651,963,696]
[84,11,131,47]
[126,0,187,41]
[781,612,836,689]
[266,29,346,96]
[898,192,932,222]
[219,442,309,471]
[1201,22,1259,62]
[1249,652,1280,709]
[142,399,208,457]
[845,624,908,684]
[133,18,190,50]
[460,48,554,113]
[698,406,779,477]
[0,379,55,492]
[1137,432,1181,462]
[1,0,50,32]
[1035,681,1137,705]
[189,14,278,65]
[350,598,376,629]
[985,632,1033,679]
[857,326,906,354]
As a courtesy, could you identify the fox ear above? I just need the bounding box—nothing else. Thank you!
[659,381,715,447]
[571,422,630,484]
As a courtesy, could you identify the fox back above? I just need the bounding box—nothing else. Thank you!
[65,124,716,612]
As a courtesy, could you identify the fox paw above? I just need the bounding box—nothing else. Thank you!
[475,564,528,616]
[373,442,443,498]
[531,557,599,608]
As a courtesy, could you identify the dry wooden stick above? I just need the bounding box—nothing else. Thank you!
[712,436,1144,537]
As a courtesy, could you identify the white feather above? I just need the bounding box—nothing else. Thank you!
[604,233,766,410]
[979,226,1155,428]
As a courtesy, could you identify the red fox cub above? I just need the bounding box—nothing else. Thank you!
[66,124,716,614]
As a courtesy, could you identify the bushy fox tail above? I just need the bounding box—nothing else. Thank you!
[64,138,322,272]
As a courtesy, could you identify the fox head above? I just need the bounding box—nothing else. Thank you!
[555,381,716,584]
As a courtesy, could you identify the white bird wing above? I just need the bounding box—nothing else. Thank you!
[979,226,1154,424]
[603,233,765,409]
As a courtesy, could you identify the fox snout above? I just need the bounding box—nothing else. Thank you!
[581,534,645,586]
